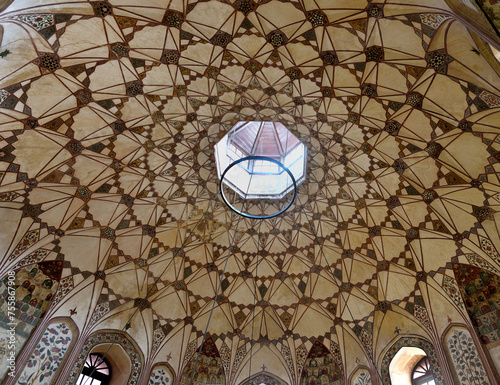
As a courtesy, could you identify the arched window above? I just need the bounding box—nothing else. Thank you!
[412,357,435,385]
[77,353,112,385]
[388,346,433,385]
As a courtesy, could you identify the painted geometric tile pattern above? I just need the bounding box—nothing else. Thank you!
[0,0,498,384]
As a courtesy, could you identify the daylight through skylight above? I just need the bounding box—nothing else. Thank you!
[215,121,307,199]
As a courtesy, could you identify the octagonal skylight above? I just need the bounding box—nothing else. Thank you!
[215,121,306,199]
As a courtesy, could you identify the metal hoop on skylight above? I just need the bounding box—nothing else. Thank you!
[219,156,297,219]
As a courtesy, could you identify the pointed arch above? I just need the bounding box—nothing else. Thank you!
[452,262,500,344]
[14,317,78,385]
[66,330,143,385]
[180,336,226,385]
[380,337,443,385]
[443,325,494,385]
[349,366,372,385]
[300,340,343,385]
[239,371,289,385]
[0,262,63,380]
[149,362,176,385]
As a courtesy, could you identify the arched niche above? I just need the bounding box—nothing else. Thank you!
[0,262,64,380]
[452,263,500,345]
[149,363,175,385]
[380,337,443,385]
[388,347,426,385]
[444,326,493,385]
[349,367,372,385]
[299,340,343,385]
[238,372,288,385]
[180,336,225,385]
[66,331,143,385]
[90,343,131,385]
[14,317,78,384]
[452,262,500,374]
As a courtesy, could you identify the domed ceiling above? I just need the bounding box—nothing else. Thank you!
[0,0,500,383]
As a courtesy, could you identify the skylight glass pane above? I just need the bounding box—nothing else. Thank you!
[215,121,306,199]
[253,159,280,174]
[284,146,302,167]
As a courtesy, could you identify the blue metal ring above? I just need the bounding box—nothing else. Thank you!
[219,156,297,219]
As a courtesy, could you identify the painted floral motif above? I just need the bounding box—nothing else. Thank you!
[180,337,225,385]
[15,250,49,268]
[0,90,9,105]
[442,275,466,311]
[17,322,72,385]
[447,328,491,385]
[300,341,342,385]
[353,369,372,385]
[465,254,500,275]
[219,342,231,375]
[281,344,295,381]
[358,328,373,352]
[0,191,20,202]
[296,344,308,376]
[149,365,173,385]
[11,14,54,30]
[8,230,41,261]
[241,373,285,385]
[420,14,451,29]
[453,264,500,344]
[480,91,500,108]
[330,342,343,373]
[231,344,246,381]
[52,276,74,306]
[88,301,110,329]
[480,237,500,265]
[183,339,198,366]
[414,304,432,330]
[152,326,165,354]
[0,264,60,339]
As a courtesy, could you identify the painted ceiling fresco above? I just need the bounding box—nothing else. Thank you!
[0,0,500,384]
